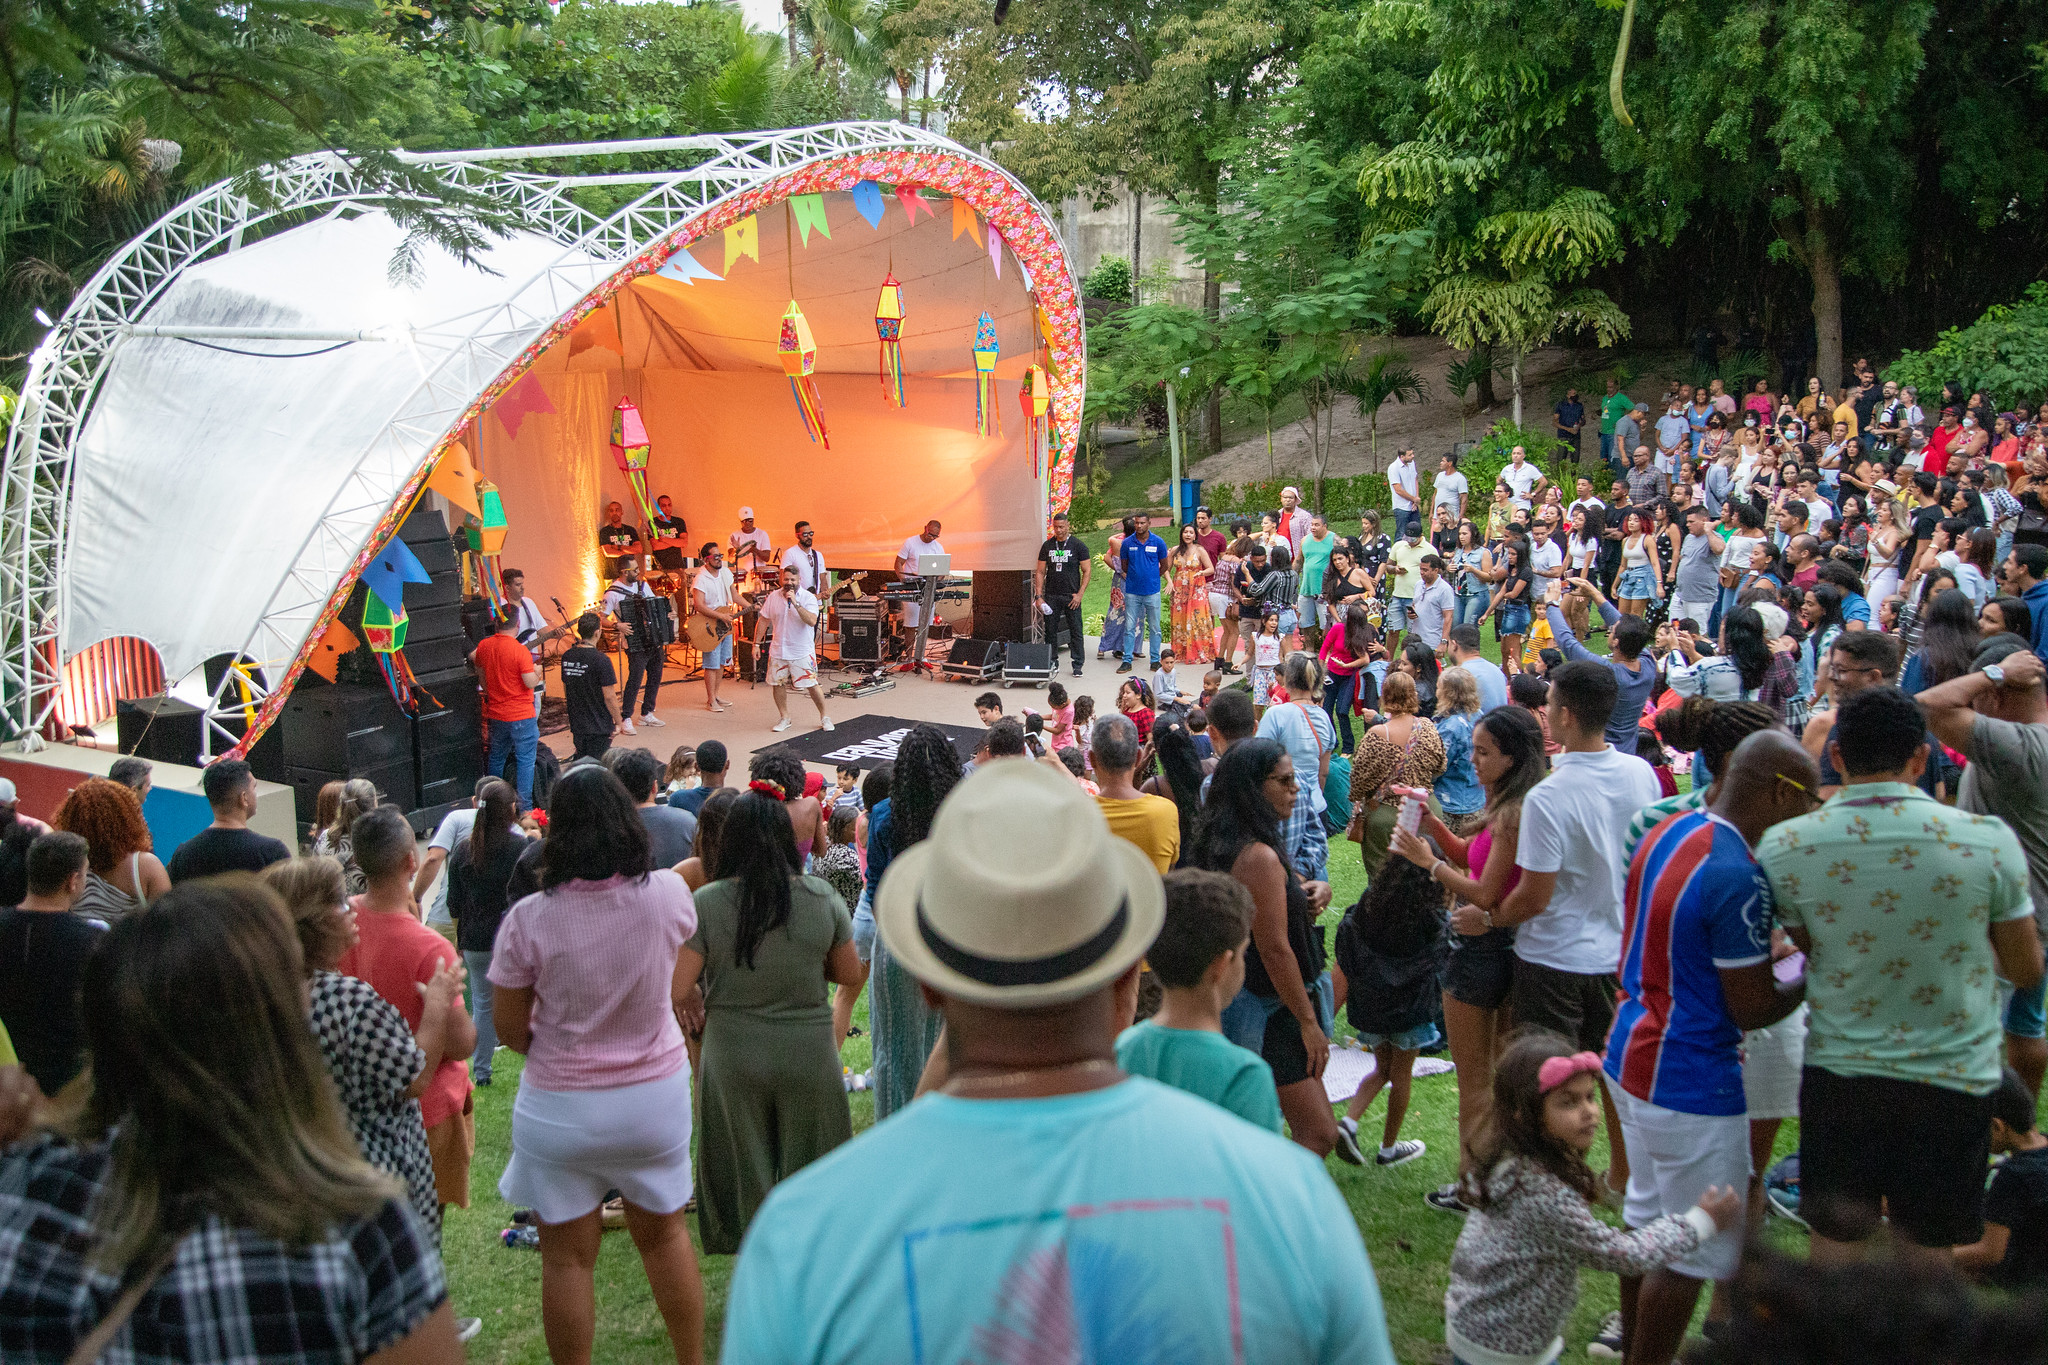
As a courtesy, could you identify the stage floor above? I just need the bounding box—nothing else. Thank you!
[540,638,1144,774]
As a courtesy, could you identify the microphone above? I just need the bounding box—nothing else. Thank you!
[551,596,567,620]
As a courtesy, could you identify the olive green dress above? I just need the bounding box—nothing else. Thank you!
[688,873,855,1254]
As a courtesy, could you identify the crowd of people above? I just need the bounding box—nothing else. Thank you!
[1,369,2047,1363]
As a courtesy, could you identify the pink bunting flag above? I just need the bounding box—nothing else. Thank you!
[897,183,932,223]
[494,371,556,439]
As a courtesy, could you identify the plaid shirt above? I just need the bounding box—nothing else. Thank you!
[1625,465,1672,508]
[0,1137,446,1363]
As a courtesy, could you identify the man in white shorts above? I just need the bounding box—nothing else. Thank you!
[1605,731,1816,1365]
[758,568,833,734]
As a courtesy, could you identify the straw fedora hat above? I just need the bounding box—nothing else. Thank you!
[874,759,1165,1009]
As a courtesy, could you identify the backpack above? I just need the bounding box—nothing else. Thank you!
[1333,901,1446,1037]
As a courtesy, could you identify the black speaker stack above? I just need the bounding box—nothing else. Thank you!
[971,570,1033,643]
[280,507,485,836]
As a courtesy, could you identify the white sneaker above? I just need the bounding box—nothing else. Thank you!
[457,1317,483,1344]
[618,718,636,735]
[639,714,666,728]
[771,718,793,733]
[821,716,835,731]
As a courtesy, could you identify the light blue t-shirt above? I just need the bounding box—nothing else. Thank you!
[1258,699,1335,817]
[1116,1019,1284,1133]
[720,1078,1397,1365]
[1460,654,1509,714]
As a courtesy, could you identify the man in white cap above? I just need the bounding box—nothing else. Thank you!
[720,761,1399,1364]
[729,506,773,580]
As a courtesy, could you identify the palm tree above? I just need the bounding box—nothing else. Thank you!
[1344,351,1431,470]
[1442,351,1496,443]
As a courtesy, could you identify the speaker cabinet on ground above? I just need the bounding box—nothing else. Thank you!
[941,637,1004,683]
[279,682,411,774]
[116,693,284,781]
[289,759,415,827]
[838,616,881,664]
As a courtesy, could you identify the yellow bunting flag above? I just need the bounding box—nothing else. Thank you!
[724,215,760,272]
[952,195,982,247]
[790,193,832,245]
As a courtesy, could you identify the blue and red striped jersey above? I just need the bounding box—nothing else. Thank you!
[1604,809,1773,1115]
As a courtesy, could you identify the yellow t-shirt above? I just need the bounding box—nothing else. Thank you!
[1831,400,1859,438]
[1387,538,1430,600]
[1097,795,1182,875]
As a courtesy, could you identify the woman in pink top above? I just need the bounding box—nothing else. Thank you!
[1387,703,1550,1215]
[491,766,706,1365]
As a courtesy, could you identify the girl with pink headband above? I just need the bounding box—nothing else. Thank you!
[1442,1033,1743,1365]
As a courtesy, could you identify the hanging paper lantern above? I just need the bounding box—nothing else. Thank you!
[464,481,509,556]
[875,274,906,408]
[362,592,410,654]
[610,398,660,529]
[973,310,1001,437]
[1020,364,1050,476]
[779,301,831,447]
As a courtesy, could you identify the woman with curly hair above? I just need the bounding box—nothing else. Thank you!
[56,776,168,923]
[749,747,824,867]
[676,787,859,1253]
[863,724,961,1118]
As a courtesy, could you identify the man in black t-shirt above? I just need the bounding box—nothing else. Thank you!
[647,494,688,573]
[1033,512,1093,675]
[166,759,290,883]
[558,612,619,760]
[0,832,102,1095]
[1554,388,1585,462]
[599,501,642,577]
[1907,471,1944,567]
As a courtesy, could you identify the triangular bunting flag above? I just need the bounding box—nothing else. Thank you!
[306,618,358,682]
[655,248,722,286]
[897,183,932,223]
[791,194,832,245]
[424,442,482,517]
[360,537,433,617]
[724,215,760,272]
[851,180,886,229]
[566,304,623,358]
[952,195,982,246]
[494,370,556,439]
[989,225,1004,279]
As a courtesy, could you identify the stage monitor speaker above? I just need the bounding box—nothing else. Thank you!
[838,617,881,664]
[971,570,1032,643]
[1002,642,1053,678]
[945,638,1004,668]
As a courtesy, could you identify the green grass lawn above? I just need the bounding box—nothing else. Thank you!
[444,878,1812,1364]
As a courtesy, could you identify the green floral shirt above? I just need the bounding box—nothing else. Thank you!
[1756,782,2035,1095]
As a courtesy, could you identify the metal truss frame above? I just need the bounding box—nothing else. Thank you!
[0,122,1067,758]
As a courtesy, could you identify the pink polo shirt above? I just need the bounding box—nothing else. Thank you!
[488,870,697,1091]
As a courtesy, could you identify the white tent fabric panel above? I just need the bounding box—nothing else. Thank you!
[63,212,605,684]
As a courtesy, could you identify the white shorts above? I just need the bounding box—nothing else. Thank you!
[1208,591,1232,622]
[1740,1005,1807,1120]
[769,656,818,690]
[500,1065,695,1224]
[1671,598,1717,632]
[1610,1082,1749,1280]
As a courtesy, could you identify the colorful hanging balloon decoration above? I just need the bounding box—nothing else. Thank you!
[973,310,1001,437]
[875,274,906,408]
[610,398,661,530]
[1020,364,1050,476]
[362,592,410,653]
[779,301,831,447]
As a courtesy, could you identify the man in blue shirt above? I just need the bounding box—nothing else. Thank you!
[2002,544,2048,665]
[1118,511,1170,674]
[1610,731,1813,1365]
[720,761,1399,1365]
[1545,576,1656,754]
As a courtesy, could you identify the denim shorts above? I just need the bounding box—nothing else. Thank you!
[1386,596,1412,631]
[2003,976,2047,1041]
[1497,601,1531,636]
[1296,596,1332,629]
[1355,1021,1442,1052]
[852,888,877,964]
[704,633,734,669]
[1221,972,1335,1088]
[1618,563,1656,599]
